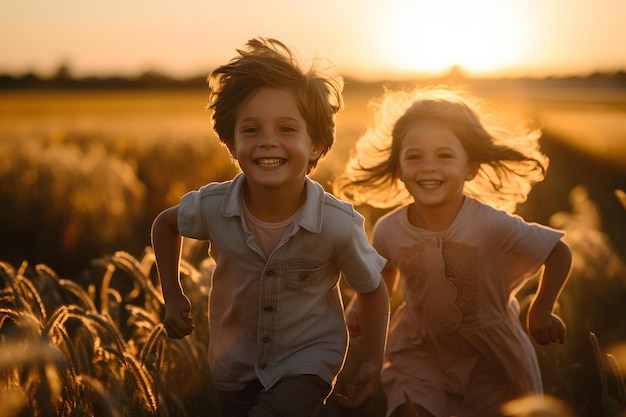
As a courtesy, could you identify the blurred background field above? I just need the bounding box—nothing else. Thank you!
[1,75,624,271]
[1,74,626,416]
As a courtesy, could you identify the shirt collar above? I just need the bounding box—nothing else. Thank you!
[220,173,324,234]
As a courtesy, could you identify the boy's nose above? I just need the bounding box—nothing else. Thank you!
[258,132,279,147]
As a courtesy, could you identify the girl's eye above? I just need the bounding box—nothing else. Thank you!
[405,154,421,160]
[279,126,297,133]
[439,153,454,159]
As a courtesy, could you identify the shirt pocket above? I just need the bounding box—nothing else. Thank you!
[285,261,326,290]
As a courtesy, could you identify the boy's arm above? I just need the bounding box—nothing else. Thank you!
[336,280,390,408]
[527,239,572,345]
[151,206,195,338]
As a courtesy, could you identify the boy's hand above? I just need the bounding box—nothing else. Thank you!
[164,293,195,338]
[527,307,566,345]
[334,362,378,409]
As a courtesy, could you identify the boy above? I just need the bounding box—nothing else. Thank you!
[151,38,389,417]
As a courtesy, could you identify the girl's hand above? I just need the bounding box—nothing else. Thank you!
[163,293,195,339]
[527,307,566,345]
[334,362,378,409]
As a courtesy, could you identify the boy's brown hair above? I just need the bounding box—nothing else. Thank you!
[207,37,344,172]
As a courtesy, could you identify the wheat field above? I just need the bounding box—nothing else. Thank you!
[1,83,625,416]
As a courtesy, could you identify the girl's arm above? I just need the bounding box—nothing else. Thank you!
[336,280,390,408]
[151,206,195,338]
[527,239,572,345]
[381,262,400,299]
[345,262,398,336]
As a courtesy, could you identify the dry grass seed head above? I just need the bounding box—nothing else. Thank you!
[122,351,158,413]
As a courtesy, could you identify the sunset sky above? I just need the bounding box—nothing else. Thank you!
[1,0,625,81]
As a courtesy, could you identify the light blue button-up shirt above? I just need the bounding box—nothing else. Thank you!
[178,173,385,391]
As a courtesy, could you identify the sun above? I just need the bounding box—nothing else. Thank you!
[378,0,529,77]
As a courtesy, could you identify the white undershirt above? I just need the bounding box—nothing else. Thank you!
[242,197,300,257]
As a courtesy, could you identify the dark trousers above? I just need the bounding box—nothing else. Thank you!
[216,374,331,417]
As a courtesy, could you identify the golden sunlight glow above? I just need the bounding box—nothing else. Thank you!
[379,0,530,76]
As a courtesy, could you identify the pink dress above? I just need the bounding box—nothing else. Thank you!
[373,197,564,417]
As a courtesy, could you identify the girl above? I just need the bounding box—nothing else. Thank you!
[334,87,572,417]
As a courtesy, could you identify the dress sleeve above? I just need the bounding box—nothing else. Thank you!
[371,217,391,264]
[371,209,406,269]
[494,211,565,289]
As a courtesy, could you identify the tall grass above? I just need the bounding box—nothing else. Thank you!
[514,188,626,417]
[0,249,215,416]
[0,87,625,416]
[1,187,624,416]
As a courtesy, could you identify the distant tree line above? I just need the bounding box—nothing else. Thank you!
[1,63,626,90]
[0,64,208,90]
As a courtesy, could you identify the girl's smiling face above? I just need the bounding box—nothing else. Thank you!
[399,122,476,210]
[231,86,320,192]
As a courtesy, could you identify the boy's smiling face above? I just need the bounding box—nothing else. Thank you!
[230,86,321,193]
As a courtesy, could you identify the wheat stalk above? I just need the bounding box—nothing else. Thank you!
[123,351,158,414]
[590,331,611,412]
[15,274,47,322]
[112,251,164,306]
[33,263,61,283]
[607,353,626,408]
[0,307,43,335]
[140,324,167,366]
[76,374,122,417]
[58,278,98,312]
[83,309,130,357]
[0,262,16,290]
[44,314,81,377]
[42,305,70,335]
[99,261,116,315]
[140,247,157,278]
[1,262,25,311]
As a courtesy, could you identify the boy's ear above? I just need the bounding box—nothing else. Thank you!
[309,144,322,162]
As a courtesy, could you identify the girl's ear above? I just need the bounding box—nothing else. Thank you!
[466,163,479,181]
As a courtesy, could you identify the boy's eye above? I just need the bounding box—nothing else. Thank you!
[242,127,259,134]
[279,125,297,133]
[405,153,421,160]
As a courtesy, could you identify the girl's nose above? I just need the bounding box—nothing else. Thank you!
[420,158,437,171]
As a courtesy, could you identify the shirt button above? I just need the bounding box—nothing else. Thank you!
[262,336,270,343]
[266,270,275,277]
[263,306,273,312]
[259,362,267,369]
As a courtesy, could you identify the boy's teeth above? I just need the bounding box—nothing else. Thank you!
[257,158,283,168]
[419,180,441,187]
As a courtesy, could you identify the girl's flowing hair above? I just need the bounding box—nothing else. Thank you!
[333,86,548,213]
